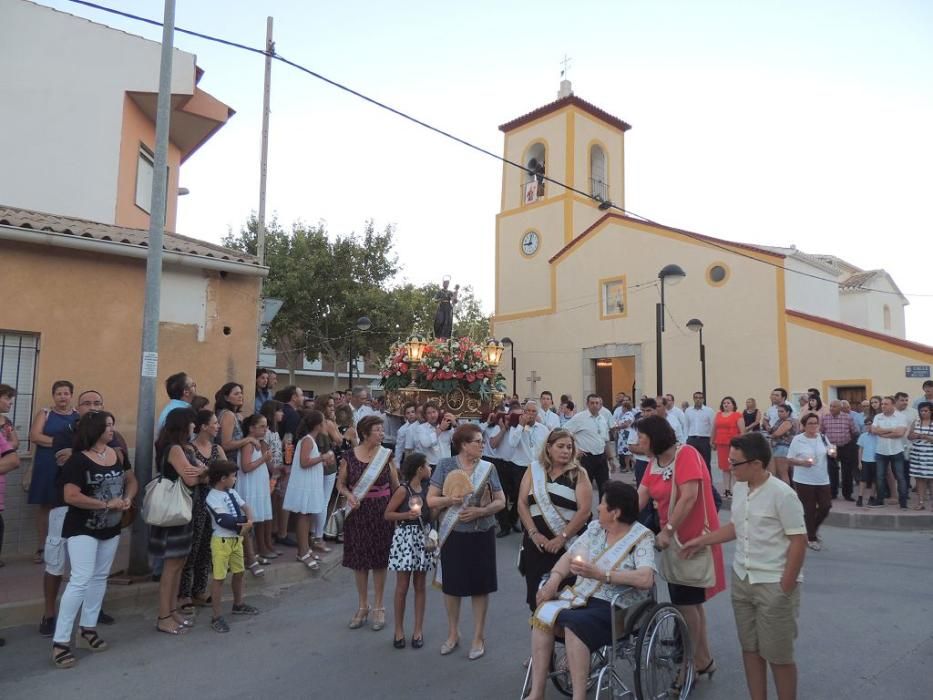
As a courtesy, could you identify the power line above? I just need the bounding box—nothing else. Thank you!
[66,0,933,300]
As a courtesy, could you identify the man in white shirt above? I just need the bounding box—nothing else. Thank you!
[913,380,933,409]
[495,405,524,537]
[508,400,550,468]
[537,390,561,431]
[394,402,419,465]
[656,396,686,445]
[682,432,807,700]
[870,396,910,508]
[349,386,375,427]
[415,402,455,470]
[564,394,612,496]
[685,391,715,472]
[664,394,688,442]
[762,388,792,430]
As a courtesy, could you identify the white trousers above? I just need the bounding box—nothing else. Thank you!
[52,534,120,644]
[312,473,337,539]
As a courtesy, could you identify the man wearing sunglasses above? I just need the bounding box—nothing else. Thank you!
[681,432,807,700]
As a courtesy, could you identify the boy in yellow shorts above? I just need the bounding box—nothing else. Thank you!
[206,461,259,632]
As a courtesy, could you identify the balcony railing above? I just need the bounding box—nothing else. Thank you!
[590,177,608,202]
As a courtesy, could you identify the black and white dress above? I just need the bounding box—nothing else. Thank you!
[388,483,435,573]
[910,420,933,478]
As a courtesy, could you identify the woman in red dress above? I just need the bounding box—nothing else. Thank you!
[713,396,745,497]
[636,415,725,686]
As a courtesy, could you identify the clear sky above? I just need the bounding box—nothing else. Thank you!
[43,0,933,343]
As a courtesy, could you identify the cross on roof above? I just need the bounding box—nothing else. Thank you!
[560,54,572,80]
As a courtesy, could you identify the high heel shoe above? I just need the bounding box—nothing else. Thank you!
[696,659,717,680]
[348,606,370,629]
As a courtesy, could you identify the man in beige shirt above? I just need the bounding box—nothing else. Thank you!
[683,432,807,700]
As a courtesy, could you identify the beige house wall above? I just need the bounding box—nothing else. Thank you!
[0,240,260,555]
[786,317,933,400]
[572,112,626,206]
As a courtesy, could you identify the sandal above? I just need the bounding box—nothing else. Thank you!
[912,501,925,511]
[247,561,265,577]
[255,555,271,566]
[349,606,370,629]
[51,643,76,669]
[371,607,386,631]
[211,616,230,633]
[297,552,320,570]
[312,539,333,554]
[77,627,108,652]
[156,615,187,635]
[34,549,44,564]
[192,596,213,607]
[177,602,196,615]
[170,609,195,627]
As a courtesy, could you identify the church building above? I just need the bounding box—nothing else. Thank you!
[491,81,933,406]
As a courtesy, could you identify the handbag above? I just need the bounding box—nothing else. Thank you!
[324,496,346,538]
[142,450,193,527]
[656,449,716,588]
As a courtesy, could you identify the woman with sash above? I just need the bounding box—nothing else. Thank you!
[517,429,593,612]
[427,423,506,660]
[337,414,398,632]
[636,415,725,684]
[527,482,654,700]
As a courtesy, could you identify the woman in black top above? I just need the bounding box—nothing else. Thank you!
[516,429,592,611]
[150,408,203,635]
[51,412,137,669]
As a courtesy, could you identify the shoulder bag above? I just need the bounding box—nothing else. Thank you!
[656,449,716,588]
[142,449,193,527]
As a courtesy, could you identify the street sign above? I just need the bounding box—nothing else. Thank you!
[905,365,931,378]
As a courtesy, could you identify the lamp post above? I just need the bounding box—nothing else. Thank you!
[501,336,517,398]
[347,316,372,391]
[655,264,686,396]
[686,318,707,400]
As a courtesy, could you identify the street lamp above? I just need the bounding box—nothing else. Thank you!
[483,338,505,368]
[348,316,372,391]
[501,336,517,397]
[686,318,707,400]
[655,264,686,395]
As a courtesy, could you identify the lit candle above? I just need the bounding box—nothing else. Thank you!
[573,555,583,563]
[411,503,422,516]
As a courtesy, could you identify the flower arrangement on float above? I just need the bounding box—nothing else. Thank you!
[380,336,507,399]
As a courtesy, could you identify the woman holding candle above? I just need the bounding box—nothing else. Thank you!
[525,482,655,700]
[385,451,435,649]
[787,413,831,550]
[427,423,506,660]
[516,429,592,612]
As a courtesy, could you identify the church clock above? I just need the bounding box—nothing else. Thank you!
[521,231,540,256]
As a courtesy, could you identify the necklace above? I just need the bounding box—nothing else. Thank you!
[91,446,107,459]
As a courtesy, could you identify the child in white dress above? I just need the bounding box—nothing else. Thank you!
[284,411,334,570]
[238,414,274,576]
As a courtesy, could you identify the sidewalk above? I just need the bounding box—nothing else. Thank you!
[610,468,933,531]
[0,537,342,631]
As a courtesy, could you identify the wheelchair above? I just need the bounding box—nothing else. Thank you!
[520,589,694,699]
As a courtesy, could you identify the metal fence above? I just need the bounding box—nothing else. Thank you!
[0,330,39,453]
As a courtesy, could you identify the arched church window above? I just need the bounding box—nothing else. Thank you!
[883,304,891,330]
[523,142,546,204]
[589,144,608,202]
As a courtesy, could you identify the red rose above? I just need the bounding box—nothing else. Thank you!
[426,371,435,380]
[399,363,408,372]
[466,373,476,382]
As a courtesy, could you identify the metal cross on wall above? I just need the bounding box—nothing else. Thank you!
[527,370,541,397]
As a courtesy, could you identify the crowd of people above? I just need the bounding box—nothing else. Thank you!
[1,370,931,698]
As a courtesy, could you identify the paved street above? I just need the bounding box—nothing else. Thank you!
[1,524,931,699]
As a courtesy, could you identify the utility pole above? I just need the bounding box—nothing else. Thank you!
[255,16,274,364]
[129,0,176,576]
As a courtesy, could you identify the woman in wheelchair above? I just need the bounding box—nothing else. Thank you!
[526,482,655,700]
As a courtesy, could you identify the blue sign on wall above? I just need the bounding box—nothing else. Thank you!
[905,365,931,378]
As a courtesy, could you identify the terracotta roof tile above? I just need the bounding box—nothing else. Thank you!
[499,94,632,133]
[0,205,259,266]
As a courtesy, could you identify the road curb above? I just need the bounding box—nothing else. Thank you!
[0,548,343,631]
[720,506,933,531]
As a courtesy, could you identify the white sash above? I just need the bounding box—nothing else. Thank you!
[531,523,651,631]
[433,459,494,588]
[350,446,392,503]
[530,461,572,540]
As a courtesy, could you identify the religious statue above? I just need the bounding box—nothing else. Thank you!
[433,276,459,339]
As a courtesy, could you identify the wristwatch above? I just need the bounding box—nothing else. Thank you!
[560,531,569,540]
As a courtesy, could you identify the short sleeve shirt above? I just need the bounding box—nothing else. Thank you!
[873,412,910,456]
[857,431,877,462]
[60,452,128,540]
[430,456,502,533]
[641,446,712,542]
[731,476,806,584]
[788,434,830,486]
[206,487,247,537]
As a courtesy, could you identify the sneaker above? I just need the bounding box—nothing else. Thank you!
[868,499,884,508]
[856,497,863,507]
[39,616,55,637]
[97,610,115,626]
[231,603,260,616]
